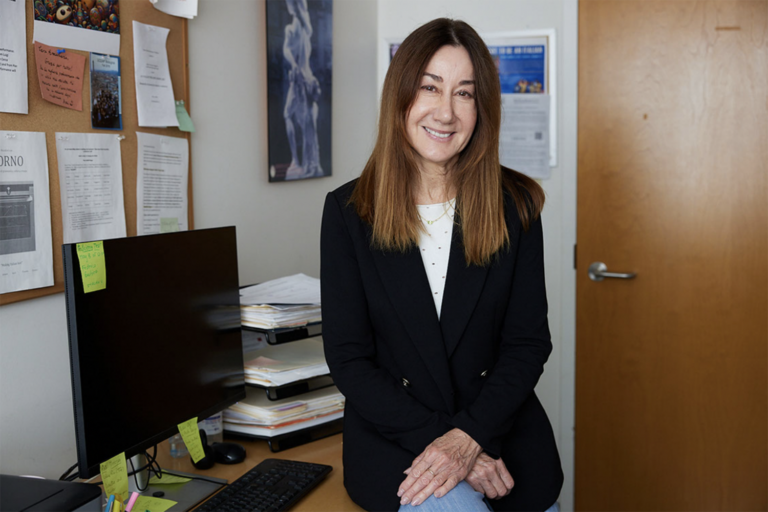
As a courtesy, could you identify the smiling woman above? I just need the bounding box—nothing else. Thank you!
[406,46,478,177]
[321,18,562,512]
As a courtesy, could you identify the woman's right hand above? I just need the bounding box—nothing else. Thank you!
[465,452,515,499]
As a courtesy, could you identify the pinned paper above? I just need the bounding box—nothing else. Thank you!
[100,452,129,502]
[175,101,195,132]
[133,496,177,512]
[177,417,205,463]
[160,218,180,233]
[33,42,86,111]
[149,473,191,485]
[76,241,106,293]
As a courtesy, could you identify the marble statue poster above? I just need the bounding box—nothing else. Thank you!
[266,0,332,182]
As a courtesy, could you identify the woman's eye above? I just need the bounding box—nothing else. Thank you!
[421,85,437,92]
[458,90,474,98]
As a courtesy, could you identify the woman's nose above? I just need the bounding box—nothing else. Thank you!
[434,95,455,123]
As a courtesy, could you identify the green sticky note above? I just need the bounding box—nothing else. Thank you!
[149,473,191,485]
[175,100,195,132]
[133,495,177,512]
[100,452,129,502]
[160,218,179,233]
[177,417,205,463]
[76,241,106,293]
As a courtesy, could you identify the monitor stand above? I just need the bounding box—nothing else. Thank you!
[128,454,225,511]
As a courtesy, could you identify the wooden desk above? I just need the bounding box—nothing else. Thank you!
[155,433,364,511]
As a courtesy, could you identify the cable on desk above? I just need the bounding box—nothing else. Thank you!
[59,462,79,481]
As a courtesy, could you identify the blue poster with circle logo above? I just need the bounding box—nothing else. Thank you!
[488,45,546,94]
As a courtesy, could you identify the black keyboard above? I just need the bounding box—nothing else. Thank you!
[194,459,332,512]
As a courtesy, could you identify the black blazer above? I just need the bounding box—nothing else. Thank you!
[320,179,563,512]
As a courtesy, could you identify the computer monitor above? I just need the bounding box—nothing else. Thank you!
[62,227,246,481]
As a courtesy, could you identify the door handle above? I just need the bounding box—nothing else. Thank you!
[588,262,637,281]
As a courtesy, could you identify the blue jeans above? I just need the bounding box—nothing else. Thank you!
[398,481,560,512]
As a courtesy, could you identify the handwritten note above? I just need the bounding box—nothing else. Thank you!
[133,496,177,512]
[76,241,106,293]
[100,452,130,502]
[34,42,86,110]
[177,417,206,463]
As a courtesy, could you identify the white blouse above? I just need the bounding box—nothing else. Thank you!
[416,198,455,319]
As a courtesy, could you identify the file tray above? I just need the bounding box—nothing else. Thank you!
[243,322,322,345]
[226,417,343,452]
[249,374,336,401]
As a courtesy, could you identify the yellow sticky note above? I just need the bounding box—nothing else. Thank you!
[177,417,206,463]
[100,452,129,502]
[76,241,106,293]
[149,473,191,485]
[159,218,179,233]
[133,496,177,512]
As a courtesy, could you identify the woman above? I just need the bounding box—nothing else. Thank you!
[320,18,563,512]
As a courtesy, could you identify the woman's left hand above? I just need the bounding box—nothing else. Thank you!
[398,428,482,506]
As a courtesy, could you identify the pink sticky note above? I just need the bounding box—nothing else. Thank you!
[34,41,86,111]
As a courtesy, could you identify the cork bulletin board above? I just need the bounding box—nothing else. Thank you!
[0,0,193,305]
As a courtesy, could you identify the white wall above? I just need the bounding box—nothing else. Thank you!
[376,1,577,508]
[0,0,379,481]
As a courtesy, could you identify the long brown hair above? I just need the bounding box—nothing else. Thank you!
[351,18,544,266]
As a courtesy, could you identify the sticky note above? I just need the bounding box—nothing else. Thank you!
[100,452,129,502]
[34,42,87,111]
[149,473,191,485]
[177,417,205,463]
[175,101,195,132]
[76,241,106,293]
[159,218,179,233]
[133,496,177,512]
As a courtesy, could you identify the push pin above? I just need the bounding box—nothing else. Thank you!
[57,49,65,54]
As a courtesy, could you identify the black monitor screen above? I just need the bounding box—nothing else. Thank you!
[63,227,245,478]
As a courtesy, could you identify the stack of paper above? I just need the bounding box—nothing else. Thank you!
[244,338,330,387]
[224,385,345,438]
[240,274,322,329]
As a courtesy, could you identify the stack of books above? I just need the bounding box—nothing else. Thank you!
[240,274,321,330]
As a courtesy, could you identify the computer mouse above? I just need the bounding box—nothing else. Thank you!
[212,442,247,464]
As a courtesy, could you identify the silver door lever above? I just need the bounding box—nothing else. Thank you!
[588,262,637,281]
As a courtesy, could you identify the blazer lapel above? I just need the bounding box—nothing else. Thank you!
[370,242,455,413]
[440,220,490,358]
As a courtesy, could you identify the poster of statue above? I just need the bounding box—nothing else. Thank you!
[266,0,332,182]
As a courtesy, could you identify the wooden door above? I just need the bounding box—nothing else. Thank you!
[575,1,767,510]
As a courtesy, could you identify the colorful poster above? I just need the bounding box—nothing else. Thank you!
[33,0,120,56]
[90,52,122,130]
[266,0,332,182]
[489,45,546,94]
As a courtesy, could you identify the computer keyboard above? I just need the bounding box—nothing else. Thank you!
[194,458,332,512]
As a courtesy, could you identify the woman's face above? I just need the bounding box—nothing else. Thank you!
[405,45,478,174]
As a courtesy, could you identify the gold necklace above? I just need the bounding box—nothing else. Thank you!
[419,199,455,225]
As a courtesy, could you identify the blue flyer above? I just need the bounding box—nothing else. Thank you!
[489,45,546,94]
[89,53,122,131]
